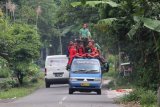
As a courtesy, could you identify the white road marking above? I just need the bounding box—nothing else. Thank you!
[59,101,62,104]
[62,96,67,101]
[59,96,67,105]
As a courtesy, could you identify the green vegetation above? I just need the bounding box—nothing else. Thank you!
[0,0,159,105]
[70,0,159,106]
[120,88,157,107]
[0,79,44,99]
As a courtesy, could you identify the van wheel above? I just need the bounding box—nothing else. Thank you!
[69,88,73,94]
[45,81,50,88]
[97,89,101,95]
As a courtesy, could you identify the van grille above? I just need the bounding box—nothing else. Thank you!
[87,79,94,81]
[76,78,95,81]
[77,79,84,81]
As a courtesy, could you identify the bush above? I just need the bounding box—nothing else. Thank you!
[0,68,11,78]
[31,78,38,83]
[121,88,144,102]
[0,57,10,78]
[0,78,17,91]
[20,63,42,84]
[120,88,157,106]
[14,62,41,85]
[31,71,44,83]
[140,90,157,106]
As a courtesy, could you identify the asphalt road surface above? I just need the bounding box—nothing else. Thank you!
[0,84,120,107]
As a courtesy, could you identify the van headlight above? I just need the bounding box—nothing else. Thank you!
[70,78,77,81]
[94,78,101,81]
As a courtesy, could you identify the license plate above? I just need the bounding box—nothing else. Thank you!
[81,83,90,86]
[54,73,63,77]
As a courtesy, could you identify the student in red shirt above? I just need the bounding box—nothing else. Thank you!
[66,43,77,70]
[75,43,86,57]
[86,41,99,58]
[67,41,74,58]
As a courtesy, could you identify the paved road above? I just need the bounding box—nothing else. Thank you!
[0,84,120,107]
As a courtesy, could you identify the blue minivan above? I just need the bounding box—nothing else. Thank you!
[69,58,102,95]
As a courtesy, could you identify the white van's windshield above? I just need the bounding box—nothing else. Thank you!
[47,58,68,67]
[71,60,100,73]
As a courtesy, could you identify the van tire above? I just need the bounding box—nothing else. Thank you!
[69,88,73,94]
[97,89,101,95]
[45,81,50,88]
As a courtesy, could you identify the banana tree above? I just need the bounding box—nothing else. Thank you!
[71,0,120,7]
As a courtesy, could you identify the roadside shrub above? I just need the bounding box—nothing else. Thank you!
[120,88,157,106]
[0,78,17,91]
[140,90,157,106]
[23,76,30,85]
[28,63,40,76]
[21,63,42,84]
[121,88,145,102]
[31,77,38,83]
[29,64,42,83]
[14,62,41,85]
[31,71,44,83]
[0,68,11,78]
[0,57,10,78]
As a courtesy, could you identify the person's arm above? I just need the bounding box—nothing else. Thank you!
[87,30,92,40]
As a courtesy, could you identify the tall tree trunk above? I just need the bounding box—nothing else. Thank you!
[17,71,23,85]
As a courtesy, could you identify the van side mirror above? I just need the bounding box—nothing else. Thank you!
[101,62,109,73]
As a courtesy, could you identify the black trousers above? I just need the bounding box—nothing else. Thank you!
[81,38,88,48]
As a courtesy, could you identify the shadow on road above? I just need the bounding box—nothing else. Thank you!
[49,84,69,88]
[71,92,98,95]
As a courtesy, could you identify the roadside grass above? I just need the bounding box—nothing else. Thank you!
[0,79,44,99]
[103,55,157,106]
[103,66,134,90]
[118,88,157,107]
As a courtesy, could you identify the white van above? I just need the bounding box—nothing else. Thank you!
[45,55,69,88]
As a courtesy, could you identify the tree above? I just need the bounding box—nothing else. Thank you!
[10,23,41,84]
[0,17,41,84]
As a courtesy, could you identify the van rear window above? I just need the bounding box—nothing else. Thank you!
[71,60,100,72]
[74,60,99,65]
[47,58,68,67]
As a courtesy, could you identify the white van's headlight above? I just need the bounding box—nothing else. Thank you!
[94,78,101,81]
[70,78,77,81]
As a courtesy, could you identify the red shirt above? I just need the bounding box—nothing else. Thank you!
[90,47,99,57]
[77,47,85,56]
[69,46,77,57]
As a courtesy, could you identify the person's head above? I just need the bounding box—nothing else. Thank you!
[83,23,88,28]
[89,39,95,45]
[69,41,73,45]
[74,42,77,47]
[88,41,93,47]
[79,43,84,48]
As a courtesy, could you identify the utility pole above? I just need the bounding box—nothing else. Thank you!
[36,6,41,35]
[57,26,63,55]
[59,35,63,55]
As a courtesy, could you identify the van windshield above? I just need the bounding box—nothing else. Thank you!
[71,60,100,73]
[47,58,68,67]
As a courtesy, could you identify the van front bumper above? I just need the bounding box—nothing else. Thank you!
[45,78,69,84]
[69,81,102,90]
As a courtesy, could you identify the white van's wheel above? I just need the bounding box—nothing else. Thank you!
[45,80,50,88]
[97,89,101,95]
[69,88,73,94]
